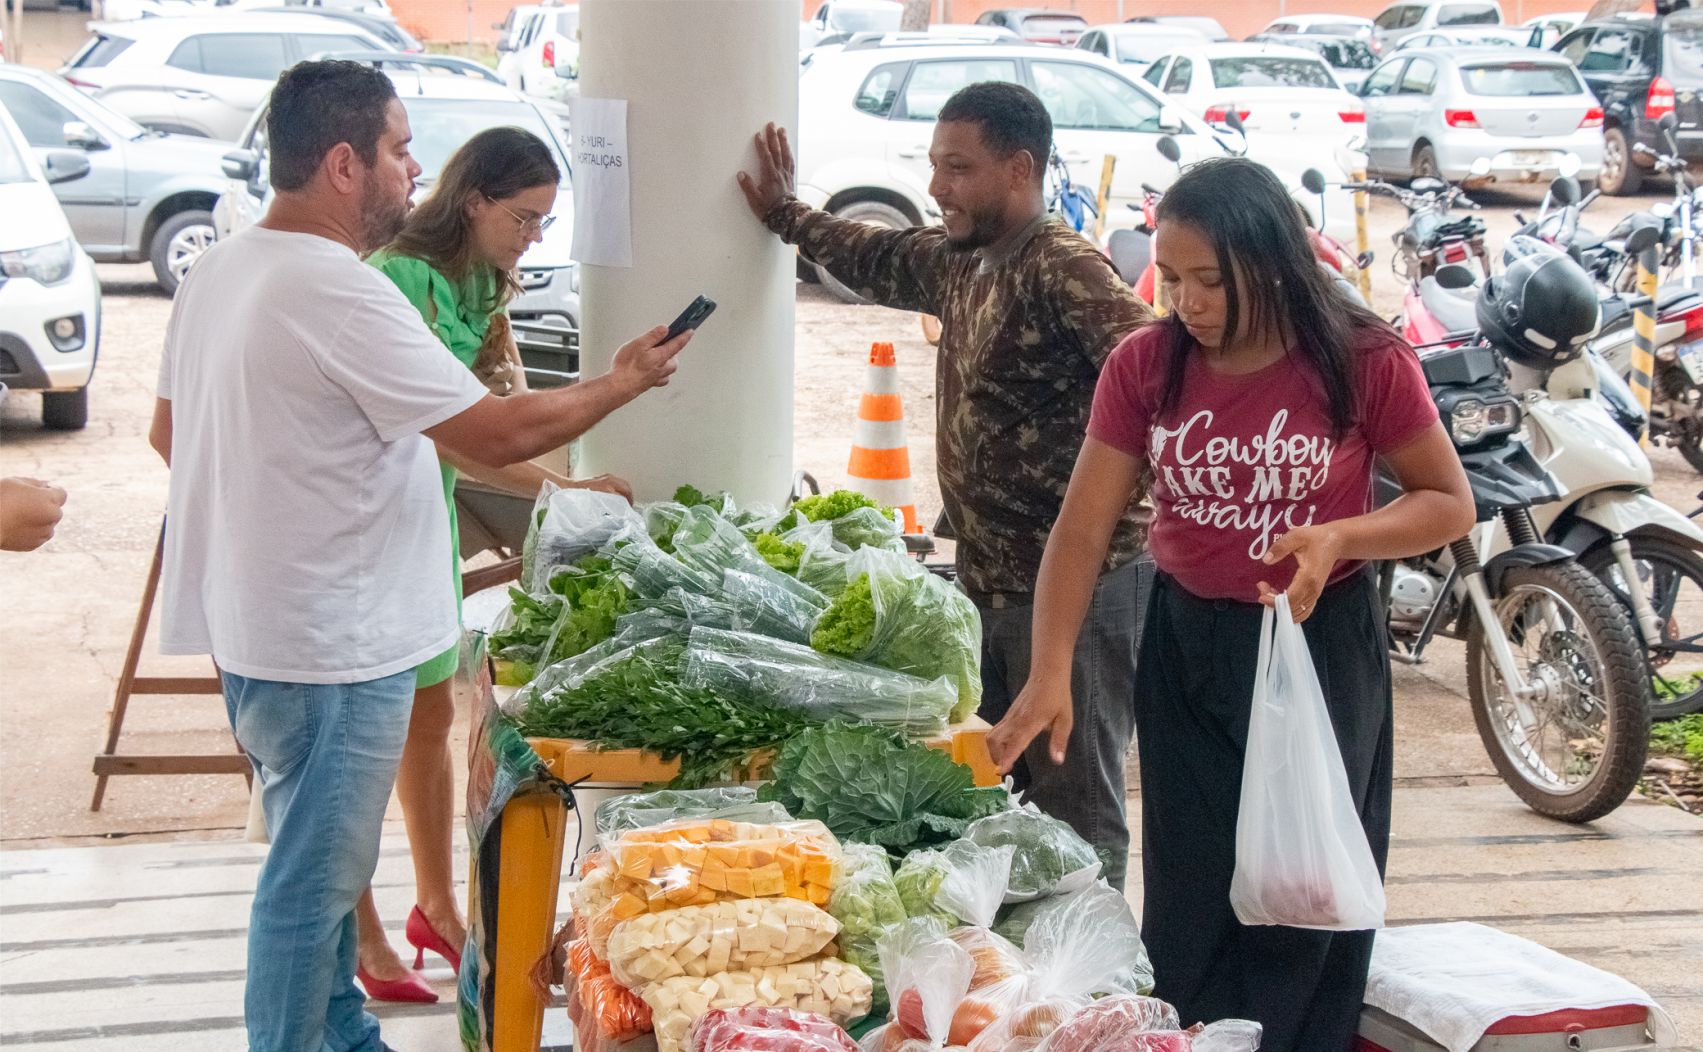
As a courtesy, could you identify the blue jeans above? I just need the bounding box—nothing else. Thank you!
[222,669,415,1052]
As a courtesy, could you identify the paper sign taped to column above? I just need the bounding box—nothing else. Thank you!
[570,96,631,268]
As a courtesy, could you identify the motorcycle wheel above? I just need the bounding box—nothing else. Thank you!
[1465,561,1650,823]
[1655,365,1703,473]
[1580,535,1703,719]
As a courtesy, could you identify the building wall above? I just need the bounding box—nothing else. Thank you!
[393,0,1642,47]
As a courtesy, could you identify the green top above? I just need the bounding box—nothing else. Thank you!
[369,250,505,679]
[368,248,500,371]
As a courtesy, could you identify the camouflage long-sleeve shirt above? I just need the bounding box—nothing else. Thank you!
[768,199,1153,597]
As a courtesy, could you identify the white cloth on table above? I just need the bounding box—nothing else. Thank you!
[1366,922,1678,1052]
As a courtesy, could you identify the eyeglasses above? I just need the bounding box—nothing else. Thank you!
[487,195,556,235]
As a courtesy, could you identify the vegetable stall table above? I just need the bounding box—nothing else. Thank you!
[482,719,1002,1052]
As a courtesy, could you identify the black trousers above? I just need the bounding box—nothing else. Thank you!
[1135,569,1393,1052]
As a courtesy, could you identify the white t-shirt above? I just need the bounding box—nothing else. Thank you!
[157,226,489,684]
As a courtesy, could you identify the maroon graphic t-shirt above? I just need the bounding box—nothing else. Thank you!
[1088,323,1438,603]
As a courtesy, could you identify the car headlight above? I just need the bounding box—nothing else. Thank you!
[1,238,75,287]
[1448,395,1522,446]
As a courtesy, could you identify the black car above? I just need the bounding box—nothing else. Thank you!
[1555,10,1703,194]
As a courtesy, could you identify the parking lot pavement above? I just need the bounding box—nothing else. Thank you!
[0,184,1699,1040]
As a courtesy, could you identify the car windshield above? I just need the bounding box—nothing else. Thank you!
[1024,14,1086,31]
[1111,31,1200,63]
[1287,37,1376,69]
[1460,61,1580,95]
[1664,21,1703,86]
[1209,56,1337,88]
[829,7,900,33]
[1307,22,1368,35]
[0,128,31,185]
[403,98,567,185]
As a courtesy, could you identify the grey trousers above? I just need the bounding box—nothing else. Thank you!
[972,556,1153,890]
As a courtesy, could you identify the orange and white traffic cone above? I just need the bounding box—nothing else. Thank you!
[847,342,920,533]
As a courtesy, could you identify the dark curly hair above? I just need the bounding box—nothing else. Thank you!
[937,81,1052,184]
[267,60,397,192]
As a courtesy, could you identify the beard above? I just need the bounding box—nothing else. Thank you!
[944,204,1007,252]
[355,174,411,253]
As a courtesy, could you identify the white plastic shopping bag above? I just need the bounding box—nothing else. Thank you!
[1230,593,1385,931]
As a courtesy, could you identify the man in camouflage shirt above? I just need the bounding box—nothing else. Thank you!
[738,83,1154,887]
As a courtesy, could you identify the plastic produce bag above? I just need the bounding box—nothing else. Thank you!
[506,635,678,718]
[607,897,841,987]
[963,808,1100,903]
[567,938,653,1041]
[1019,882,1154,999]
[642,957,875,1052]
[597,787,776,838]
[810,548,982,723]
[615,537,724,603]
[828,845,909,1011]
[524,483,644,593]
[726,569,830,644]
[602,817,842,918]
[874,917,975,1047]
[688,1006,861,1052]
[1032,996,1179,1051]
[1231,595,1385,931]
[681,627,957,734]
[1191,1021,1263,1052]
[894,839,1014,929]
[821,506,907,552]
[793,526,854,599]
[675,508,829,605]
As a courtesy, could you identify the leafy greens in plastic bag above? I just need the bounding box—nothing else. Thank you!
[810,549,982,723]
[758,723,1009,854]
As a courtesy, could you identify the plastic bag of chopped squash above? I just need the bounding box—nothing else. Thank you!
[603,818,842,920]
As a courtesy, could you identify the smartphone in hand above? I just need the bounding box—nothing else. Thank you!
[664,295,717,342]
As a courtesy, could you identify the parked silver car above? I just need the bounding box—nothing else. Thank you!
[1358,46,1603,185]
[58,14,393,142]
[0,66,228,293]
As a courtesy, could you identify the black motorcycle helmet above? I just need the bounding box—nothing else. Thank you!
[1475,250,1601,368]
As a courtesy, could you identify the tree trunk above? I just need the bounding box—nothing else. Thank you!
[900,0,930,31]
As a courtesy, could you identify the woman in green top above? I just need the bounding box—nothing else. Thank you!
[359,127,630,1001]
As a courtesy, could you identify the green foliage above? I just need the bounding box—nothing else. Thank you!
[514,641,815,788]
[777,490,887,532]
[543,555,629,665]
[1650,713,1703,766]
[759,723,1008,853]
[810,573,875,656]
[752,532,806,575]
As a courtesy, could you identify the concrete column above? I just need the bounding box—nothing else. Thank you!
[575,0,798,505]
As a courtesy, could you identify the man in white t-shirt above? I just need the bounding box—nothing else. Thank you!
[146,60,690,1052]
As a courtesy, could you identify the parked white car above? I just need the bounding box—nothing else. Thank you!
[101,0,212,21]
[0,107,101,431]
[58,14,392,141]
[213,61,582,387]
[495,3,578,102]
[1372,0,1504,54]
[1357,46,1603,185]
[1075,23,1208,73]
[1522,11,1584,50]
[1390,26,1531,52]
[801,0,901,49]
[0,65,230,293]
[1260,13,1375,40]
[794,40,1359,302]
[1140,42,1366,147]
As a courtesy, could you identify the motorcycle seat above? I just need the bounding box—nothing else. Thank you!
[1418,275,1481,336]
[1570,227,1605,253]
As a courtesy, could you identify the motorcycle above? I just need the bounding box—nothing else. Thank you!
[1517,164,1703,470]
[1381,336,1650,822]
[1406,221,1703,721]
[1108,132,1370,308]
[1330,160,1492,346]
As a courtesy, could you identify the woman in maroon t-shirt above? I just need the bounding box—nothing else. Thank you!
[987,158,1475,1049]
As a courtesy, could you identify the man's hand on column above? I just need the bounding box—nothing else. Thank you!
[736,122,797,221]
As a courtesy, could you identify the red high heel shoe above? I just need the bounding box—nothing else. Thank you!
[405,905,463,973]
[355,965,437,1004]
